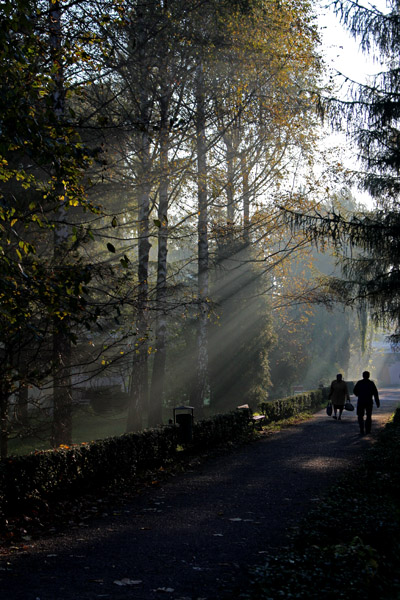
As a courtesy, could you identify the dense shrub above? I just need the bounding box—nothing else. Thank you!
[258,389,324,421]
[190,409,255,450]
[0,388,324,527]
[0,425,178,524]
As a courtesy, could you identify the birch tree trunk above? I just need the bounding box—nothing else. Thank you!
[149,92,170,427]
[190,64,209,415]
[224,134,235,227]
[241,152,250,244]
[126,17,152,432]
[126,132,151,431]
[50,0,72,447]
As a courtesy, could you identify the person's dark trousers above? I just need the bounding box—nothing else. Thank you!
[357,400,373,434]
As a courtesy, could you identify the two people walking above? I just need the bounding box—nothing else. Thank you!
[328,371,380,435]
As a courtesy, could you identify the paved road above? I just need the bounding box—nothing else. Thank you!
[1,388,399,600]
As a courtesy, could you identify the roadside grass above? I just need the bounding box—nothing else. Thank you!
[7,406,127,456]
[242,410,400,600]
[259,409,317,433]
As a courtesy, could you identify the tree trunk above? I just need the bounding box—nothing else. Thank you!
[50,0,72,447]
[225,134,235,227]
[241,152,250,244]
[0,386,9,460]
[127,156,151,432]
[190,64,209,416]
[127,19,152,432]
[16,383,29,425]
[52,330,72,446]
[149,92,170,428]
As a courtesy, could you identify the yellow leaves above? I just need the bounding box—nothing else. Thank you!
[54,312,67,321]
[18,240,30,254]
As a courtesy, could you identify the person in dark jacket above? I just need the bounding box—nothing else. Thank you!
[353,371,380,435]
[328,373,350,420]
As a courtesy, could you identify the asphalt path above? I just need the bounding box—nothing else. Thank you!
[1,388,399,600]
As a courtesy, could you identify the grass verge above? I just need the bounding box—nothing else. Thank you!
[241,409,400,600]
[7,406,127,456]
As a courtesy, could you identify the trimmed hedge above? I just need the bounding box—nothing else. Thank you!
[0,389,324,527]
[191,408,255,449]
[0,408,255,525]
[0,426,178,524]
[258,388,325,422]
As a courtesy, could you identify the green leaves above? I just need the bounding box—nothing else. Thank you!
[120,255,130,268]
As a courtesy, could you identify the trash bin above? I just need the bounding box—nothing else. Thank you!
[173,405,194,444]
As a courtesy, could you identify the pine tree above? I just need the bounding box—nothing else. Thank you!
[286,1,400,345]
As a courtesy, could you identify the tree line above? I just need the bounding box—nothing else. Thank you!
[0,0,378,458]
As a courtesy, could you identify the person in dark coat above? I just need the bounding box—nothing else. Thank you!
[353,371,380,435]
[328,373,350,420]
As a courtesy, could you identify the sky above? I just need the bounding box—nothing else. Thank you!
[317,1,387,84]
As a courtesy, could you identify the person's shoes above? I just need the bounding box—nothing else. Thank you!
[332,416,337,419]
[338,417,341,420]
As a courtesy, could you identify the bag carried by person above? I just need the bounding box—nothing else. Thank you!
[326,402,333,416]
[344,401,354,411]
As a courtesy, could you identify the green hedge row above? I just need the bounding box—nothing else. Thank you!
[0,408,255,525]
[258,388,325,422]
[0,390,324,527]
[0,426,177,524]
[191,408,255,449]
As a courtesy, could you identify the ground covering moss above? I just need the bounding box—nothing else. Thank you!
[242,410,400,600]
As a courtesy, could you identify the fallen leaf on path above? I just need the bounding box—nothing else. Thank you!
[155,587,175,593]
[229,517,242,522]
[113,578,142,586]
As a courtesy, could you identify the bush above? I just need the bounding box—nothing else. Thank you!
[0,387,325,530]
[258,389,324,422]
[190,409,255,450]
[0,425,178,525]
